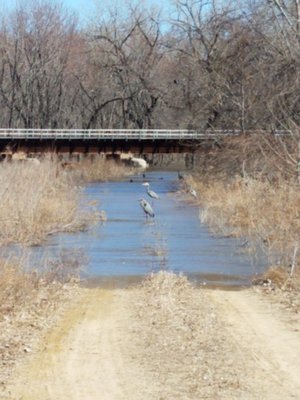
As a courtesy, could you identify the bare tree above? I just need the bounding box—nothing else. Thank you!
[0,0,298,136]
[168,0,245,129]
[84,4,165,128]
[0,2,77,128]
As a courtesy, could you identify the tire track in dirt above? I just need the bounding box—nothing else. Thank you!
[6,277,300,400]
[208,289,300,399]
[7,288,148,400]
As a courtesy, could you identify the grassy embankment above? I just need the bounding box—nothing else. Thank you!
[0,157,130,381]
[186,134,300,290]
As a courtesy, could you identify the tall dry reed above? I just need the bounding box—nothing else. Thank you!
[0,156,130,246]
[190,174,300,272]
[0,160,87,245]
[72,157,131,182]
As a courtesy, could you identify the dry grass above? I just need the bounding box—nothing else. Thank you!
[0,250,84,319]
[0,160,91,245]
[0,156,130,392]
[0,156,130,244]
[71,157,132,183]
[189,134,300,288]
[191,175,300,271]
[0,254,81,388]
[0,258,39,317]
[125,271,261,399]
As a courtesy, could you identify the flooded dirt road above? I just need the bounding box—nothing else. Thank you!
[4,171,299,400]
[30,170,266,286]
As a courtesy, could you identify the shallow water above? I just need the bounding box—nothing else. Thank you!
[26,170,266,287]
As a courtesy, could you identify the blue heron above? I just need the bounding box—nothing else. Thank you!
[139,198,155,218]
[177,171,184,180]
[142,182,160,200]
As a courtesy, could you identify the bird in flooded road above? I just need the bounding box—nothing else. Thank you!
[142,182,160,200]
[177,171,184,180]
[139,198,155,218]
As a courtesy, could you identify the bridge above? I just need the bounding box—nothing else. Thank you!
[0,128,284,156]
[0,128,240,140]
[0,128,232,156]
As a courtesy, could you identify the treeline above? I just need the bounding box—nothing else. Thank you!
[0,0,298,131]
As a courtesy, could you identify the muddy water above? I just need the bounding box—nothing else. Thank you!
[33,170,266,287]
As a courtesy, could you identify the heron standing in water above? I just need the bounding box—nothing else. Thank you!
[177,171,184,180]
[142,182,160,201]
[139,198,155,218]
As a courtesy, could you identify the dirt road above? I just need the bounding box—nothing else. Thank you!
[209,289,300,399]
[6,288,149,400]
[5,273,300,400]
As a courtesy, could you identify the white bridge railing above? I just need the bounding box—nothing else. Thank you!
[0,128,290,140]
[0,128,248,140]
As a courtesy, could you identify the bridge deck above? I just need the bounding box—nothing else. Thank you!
[0,129,243,140]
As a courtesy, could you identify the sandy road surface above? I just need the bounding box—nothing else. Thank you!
[208,289,300,399]
[6,274,300,400]
[7,288,149,400]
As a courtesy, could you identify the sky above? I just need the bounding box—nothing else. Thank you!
[63,0,174,24]
[2,0,174,25]
[62,0,172,13]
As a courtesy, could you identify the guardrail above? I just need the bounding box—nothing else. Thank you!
[0,129,292,140]
[0,129,245,140]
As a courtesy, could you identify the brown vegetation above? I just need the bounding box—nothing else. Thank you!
[188,135,300,291]
[0,160,90,245]
[0,157,129,245]
[196,177,300,261]
[72,157,132,183]
[0,155,129,390]
[126,271,274,399]
[0,253,82,388]
[0,1,298,132]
